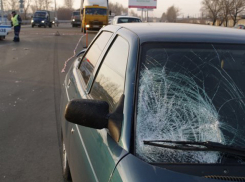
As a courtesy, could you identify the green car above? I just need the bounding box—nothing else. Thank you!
[61,23,245,182]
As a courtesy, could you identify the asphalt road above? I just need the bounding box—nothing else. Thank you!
[0,24,97,182]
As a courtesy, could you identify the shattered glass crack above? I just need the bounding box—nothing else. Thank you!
[136,44,245,164]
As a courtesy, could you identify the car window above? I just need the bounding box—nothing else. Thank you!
[34,12,46,18]
[85,8,107,15]
[79,31,113,85]
[136,43,245,164]
[90,36,129,112]
[72,12,80,16]
[118,18,141,23]
[0,17,9,25]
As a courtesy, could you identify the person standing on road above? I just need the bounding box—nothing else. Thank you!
[11,11,22,42]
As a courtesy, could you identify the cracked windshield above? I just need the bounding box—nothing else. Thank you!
[1,0,245,181]
[136,43,245,164]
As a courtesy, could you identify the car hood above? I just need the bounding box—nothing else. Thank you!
[112,154,234,182]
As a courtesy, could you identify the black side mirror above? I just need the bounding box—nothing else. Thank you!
[65,99,109,129]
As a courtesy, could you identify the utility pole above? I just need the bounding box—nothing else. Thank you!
[0,0,4,23]
[54,0,57,17]
[146,9,148,22]
[141,8,144,21]
[19,0,24,14]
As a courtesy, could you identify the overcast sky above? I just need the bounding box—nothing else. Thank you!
[57,0,203,18]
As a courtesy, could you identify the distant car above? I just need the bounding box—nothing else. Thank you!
[234,24,245,29]
[61,23,245,182]
[0,17,11,40]
[111,16,142,25]
[71,11,81,27]
[31,11,55,28]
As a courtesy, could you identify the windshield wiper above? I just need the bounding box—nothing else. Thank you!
[143,140,245,158]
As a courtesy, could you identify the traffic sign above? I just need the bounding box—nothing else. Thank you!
[129,0,157,9]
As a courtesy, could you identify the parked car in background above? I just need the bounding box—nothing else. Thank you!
[111,16,142,25]
[61,23,245,182]
[71,11,81,27]
[0,17,9,25]
[0,16,11,40]
[234,24,245,29]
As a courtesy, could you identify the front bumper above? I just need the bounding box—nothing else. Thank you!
[86,24,105,30]
[71,21,81,25]
[0,25,11,36]
[32,22,46,26]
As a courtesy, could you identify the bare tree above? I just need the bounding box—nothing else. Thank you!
[64,0,73,9]
[109,2,127,16]
[30,0,49,13]
[166,5,180,22]
[129,9,139,17]
[230,0,245,26]
[30,5,37,13]
[23,0,32,19]
[44,0,52,10]
[8,0,19,11]
[218,0,232,26]
[160,12,167,22]
[1,0,9,11]
[34,0,44,10]
[57,7,73,20]
[201,0,222,25]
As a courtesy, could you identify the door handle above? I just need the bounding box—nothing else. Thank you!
[71,128,75,134]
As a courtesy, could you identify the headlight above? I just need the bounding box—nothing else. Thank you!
[52,21,55,23]
[41,20,45,23]
[86,24,90,28]
[31,20,34,23]
[72,19,75,21]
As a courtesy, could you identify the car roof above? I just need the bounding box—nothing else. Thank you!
[36,11,48,13]
[115,16,140,19]
[109,23,245,44]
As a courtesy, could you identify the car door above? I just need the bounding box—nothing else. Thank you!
[64,30,114,178]
[68,34,131,182]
